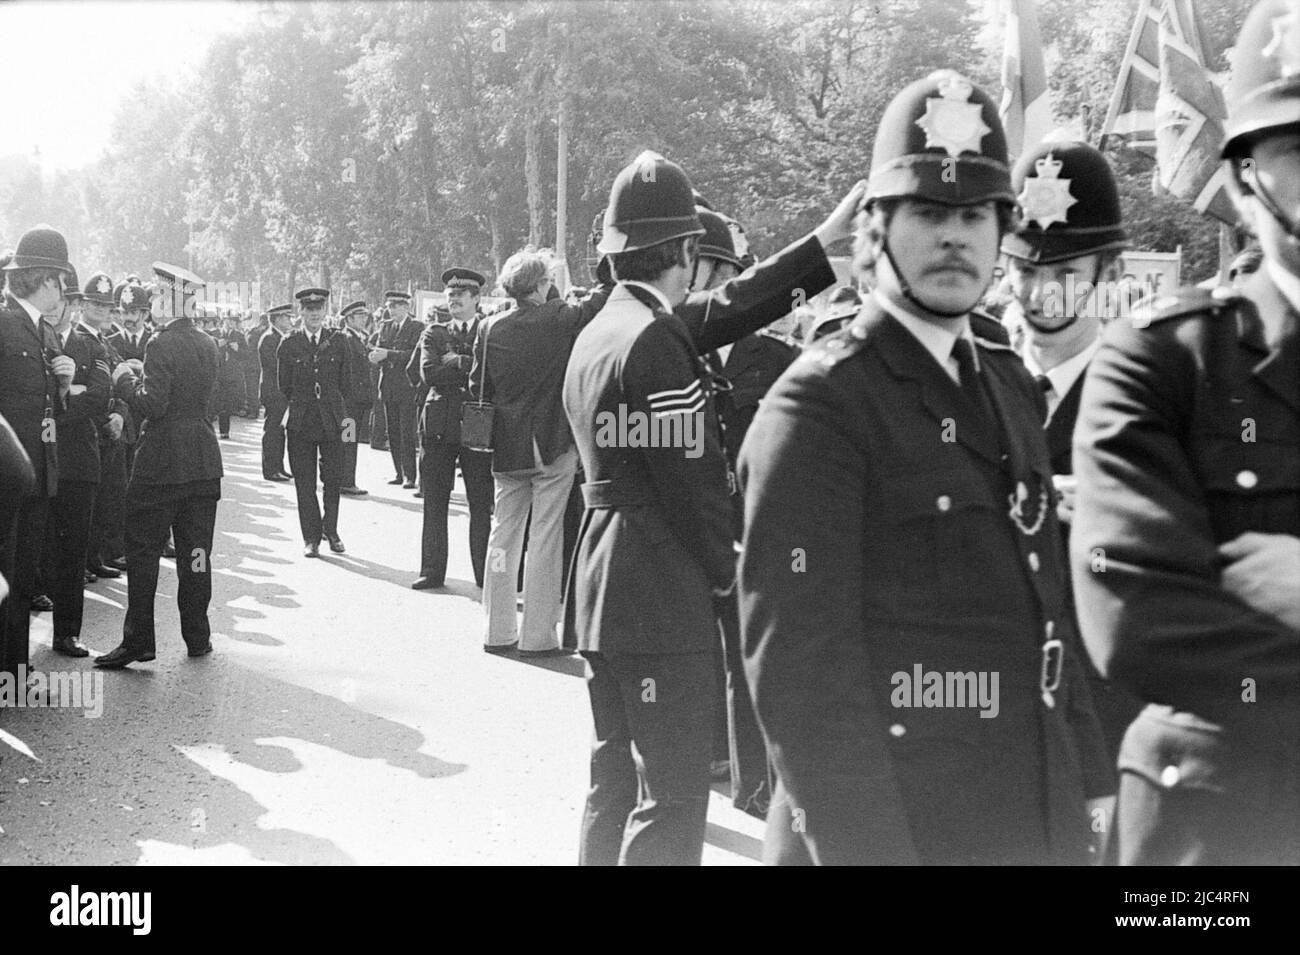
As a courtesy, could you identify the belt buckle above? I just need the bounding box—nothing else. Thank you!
[1040,638,1064,708]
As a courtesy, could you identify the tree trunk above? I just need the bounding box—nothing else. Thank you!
[525,116,544,248]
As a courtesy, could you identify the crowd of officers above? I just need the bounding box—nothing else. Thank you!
[1,0,1296,867]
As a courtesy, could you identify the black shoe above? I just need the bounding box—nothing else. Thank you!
[83,570,98,584]
[339,485,368,496]
[94,645,156,669]
[387,476,404,485]
[266,473,291,483]
[53,637,89,658]
[403,479,417,489]
[483,641,518,655]
[88,564,122,579]
[31,594,53,613]
[187,643,214,658]
[412,489,423,498]
[303,541,320,558]
[411,575,443,590]
[371,443,389,452]
[163,543,176,558]
[325,535,345,554]
[107,557,128,571]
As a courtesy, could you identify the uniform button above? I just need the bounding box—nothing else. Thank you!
[889,723,906,738]
[1160,765,1181,788]
[1027,551,1040,572]
[936,494,952,512]
[1236,469,1258,489]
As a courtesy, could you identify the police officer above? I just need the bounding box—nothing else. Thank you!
[81,272,133,578]
[45,269,112,656]
[370,290,422,488]
[338,300,373,496]
[259,304,293,482]
[411,270,494,590]
[564,151,860,865]
[1001,141,1143,770]
[738,70,1109,865]
[107,281,152,363]
[1071,0,1300,865]
[97,262,222,668]
[0,226,77,679]
[280,288,352,557]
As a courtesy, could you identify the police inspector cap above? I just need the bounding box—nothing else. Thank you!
[597,151,704,255]
[152,261,205,294]
[1002,140,1128,265]
[440,268,486,291]
[340,299,368,317]
[4,224,73,272]
[1223,0,1300,156]
[295,287,330,306]
[866,70,1015,208]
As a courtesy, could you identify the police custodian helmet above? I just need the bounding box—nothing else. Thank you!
[597,151,705,255]
[866,69,1016,209]
[1002,141,1127,264]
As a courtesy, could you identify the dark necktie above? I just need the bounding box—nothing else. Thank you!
[951,337,992,426]
[1035,374,1053,396]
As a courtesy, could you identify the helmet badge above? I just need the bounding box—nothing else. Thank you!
[1018,153,1077,229]
[915,70,991,158]
[96,276,112,295]
[1263,10,1300,77]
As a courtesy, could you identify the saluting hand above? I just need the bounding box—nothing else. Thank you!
[1219,532,1300,630]
[813,179,869,249]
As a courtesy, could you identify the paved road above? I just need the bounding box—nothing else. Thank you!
[0,417,764,865]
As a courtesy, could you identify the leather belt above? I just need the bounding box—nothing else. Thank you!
[582,479,659,509]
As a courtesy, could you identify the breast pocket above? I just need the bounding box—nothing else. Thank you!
[1191,429,1300,541]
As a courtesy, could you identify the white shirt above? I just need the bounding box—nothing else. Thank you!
[15,296,44,334]
[1022,337,1102,421]
[875,291,971,385]
[716,342,735,366]
[621,281,674,315]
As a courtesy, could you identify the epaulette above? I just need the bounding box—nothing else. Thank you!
[1131,287,1239,328]
[800,318,870,370]
[970,308,1012,347]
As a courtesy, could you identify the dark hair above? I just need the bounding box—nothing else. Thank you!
[851,199,1019,276]
[5,267,63,299]
[609,236,696,283]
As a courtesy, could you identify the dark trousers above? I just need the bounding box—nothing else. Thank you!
[341,403,370,487]
[122,481,218,654]
[89,440,128,565]
[384,397,418,482]
[287,432,343,543]
[0,495,48,678]
[419,438,493,586]
[48,480,98,640]
[242,364,259,413]
[716,592,772,819]
[579,650,715,866]
[217,411,231,436]
[262,397,288,478]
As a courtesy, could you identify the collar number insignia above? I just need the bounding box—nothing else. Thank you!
[1018,153,1077,229]
[915,71,991,158]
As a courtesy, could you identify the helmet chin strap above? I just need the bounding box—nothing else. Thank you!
[1242,162,1300,242]
[882,240,979,319]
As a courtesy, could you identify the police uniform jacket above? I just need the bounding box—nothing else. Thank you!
[413,317,479,445]
[277,328,351,440]
[341,327,374,412]
[737,299,1109,866]
[113,316,222,488]
[107,326,151,363]
[53,325,112,484]
[563,283,735,657]
[258,327,284,405]
[375,315,423,402]
[709,330,799,464]
[0,294,65,496]
[1070,275,1300,860]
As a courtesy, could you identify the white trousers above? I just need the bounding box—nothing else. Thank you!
[482,442,578,651]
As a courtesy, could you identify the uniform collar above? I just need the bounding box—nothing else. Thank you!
[620,281,674,315]
[1021,335,1101,402]
[874,290,971,379]
[15,296,44,329]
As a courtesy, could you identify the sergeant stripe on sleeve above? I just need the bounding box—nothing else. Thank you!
[647,379,702,410]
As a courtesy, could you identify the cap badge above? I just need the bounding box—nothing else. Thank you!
[1018,153,1077,229]
[96,276,112,295]
[1263,10,1300,77]
[120,287,136,308]
[916,71,991,158]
